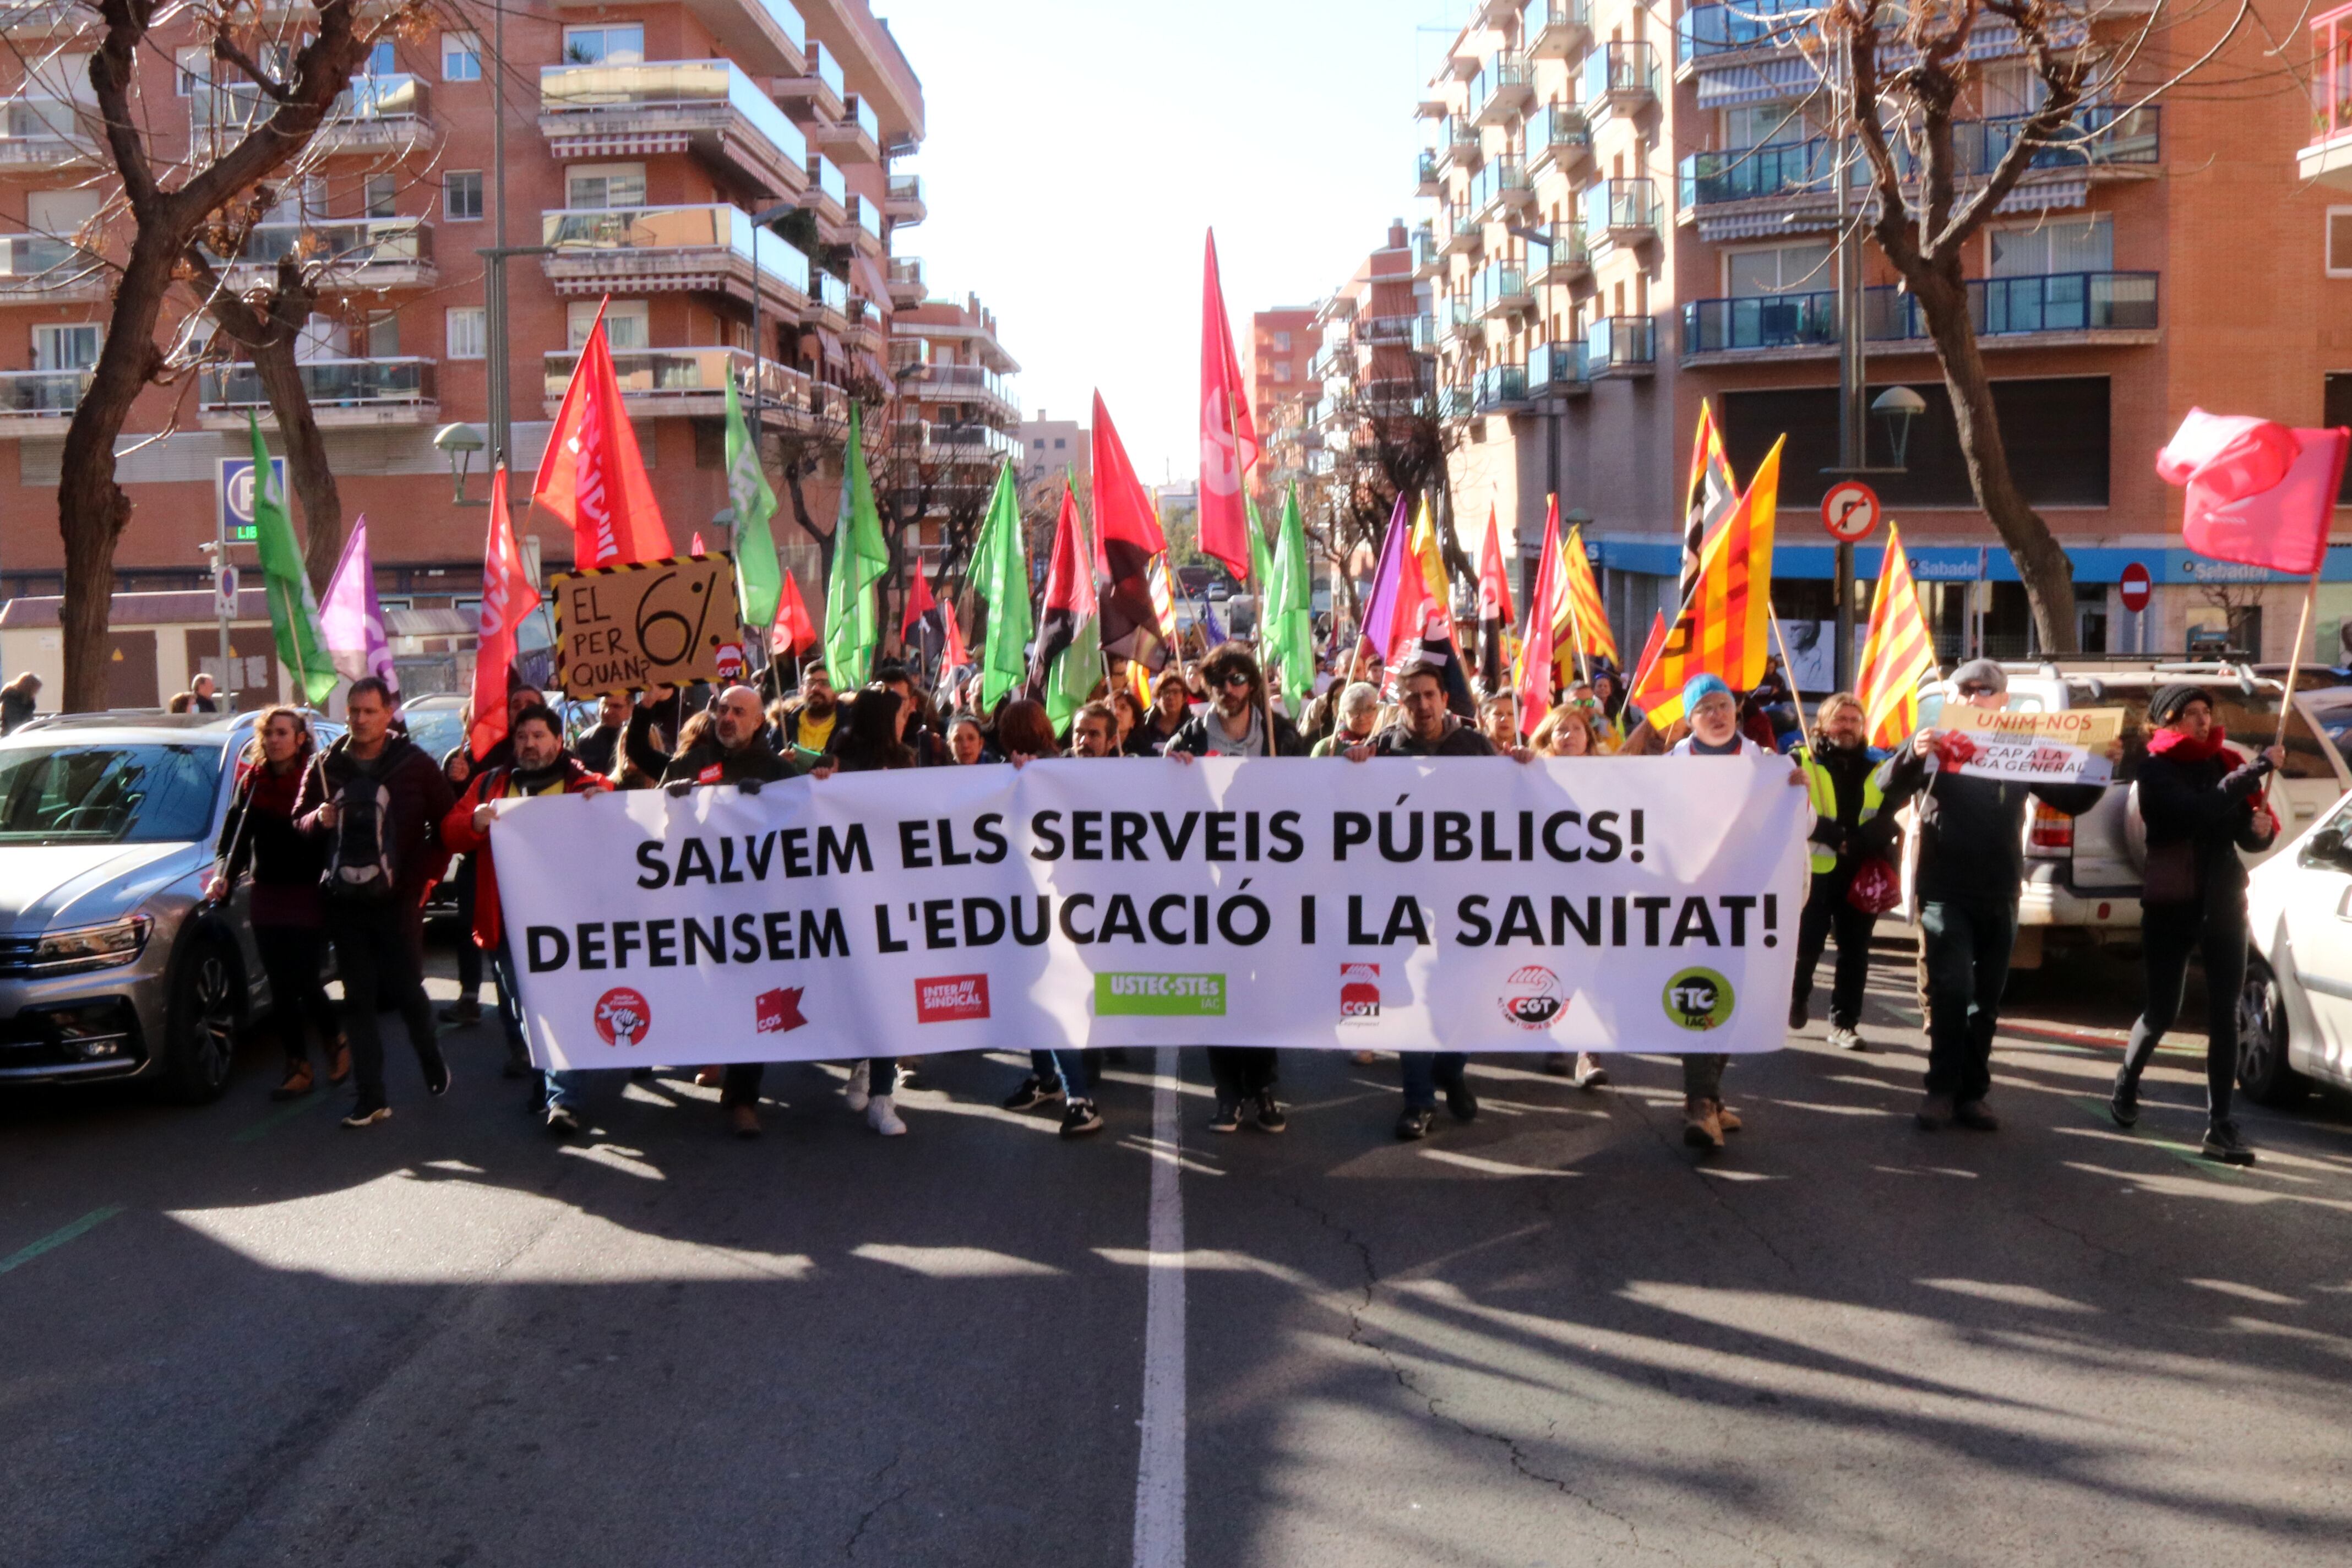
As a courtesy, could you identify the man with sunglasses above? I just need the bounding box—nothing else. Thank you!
[1874,660,2113,1133]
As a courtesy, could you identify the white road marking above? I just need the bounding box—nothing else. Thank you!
[1132,1045,1186,1568]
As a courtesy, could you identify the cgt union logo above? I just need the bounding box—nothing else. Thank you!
[914,974,991,1023]
[1498,966,1564,1030]
[593,987,651,1049]
[755,986,808,1035]
[1339,962,1381,1025]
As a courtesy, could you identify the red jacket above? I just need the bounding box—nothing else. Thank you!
[440,758,612,951]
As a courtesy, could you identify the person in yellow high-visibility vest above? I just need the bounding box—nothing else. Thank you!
[1790,693,1893,1052]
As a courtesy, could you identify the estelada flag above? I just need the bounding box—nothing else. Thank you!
[533,299,673,567]
[1196,231,1258,579]
[1476,504,1516,694]
[1631,437,1782,728]
[1091,391,1171,667]
[2157,408,2350,576]
[771,568,819,656]
[1854,524,1939,748]
[468,464,533,761]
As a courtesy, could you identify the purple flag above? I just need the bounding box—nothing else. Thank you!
[1360,492,1412,661]
[320,514,395,691]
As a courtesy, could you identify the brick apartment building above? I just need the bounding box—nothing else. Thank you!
[1244,304,1319,502]
[1405,0,2352,671]
[0,0,1009,703]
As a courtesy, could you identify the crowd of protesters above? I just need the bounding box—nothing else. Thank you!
[198,627,2277,1169]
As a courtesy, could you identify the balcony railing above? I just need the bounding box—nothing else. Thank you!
[1678,0,1808,60]
[1532,229,1591,284]
[845,194,883,248]
[1442,203,1480,254]
[1417,148,1440,189]
[1412,224,1441,270]
[807,264,847,315]
[1411,312,1439,351]
[2313,1,2352,148]
[903,361,1017,409]
[191,73,432,150]
[1582,41,1659,118]
[1472,50,1532,126]
[1444,115,1480,163]
[805,152,847,213]
[1528,340,1588,389]
[1438,293,1474,341]
[1588,315,1656,373]
[1680,107,2160,208]
[1468,155,1530,214]
[0,367,87,421]
[887,255,924,301]
[0,233,101,296]
[1355,313,1417,344]
[1530,103,1592,167]
[540,60,808,171]
[541,204,813,303]
[1679,138,1836,207]
[1438,383,1477,420]
[214,216,434,280]
[0,94,94,165]
[1679,271,2161,353]
[542,346,805,409]
[1473,364,1529,411]
[1583,177,1660,249]
[200,357,437,418]
[1472,264,1530,318]
[1523,0,1591,58]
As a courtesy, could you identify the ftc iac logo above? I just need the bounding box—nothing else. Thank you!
[1664,968,1736,1032]
[593,987,652,1049]
[755,986,808,1035]
[1498,966,1564,1030]
[1339,963,1381,1025]
[915,974,990,1023]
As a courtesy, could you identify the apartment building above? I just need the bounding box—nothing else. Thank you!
[1282,222,1428,527]
[1244,305,1319,501]
[888,288,1019,564]
[1415,0,2352,667]
[0,0,960,687]
[1018,409,1087,514]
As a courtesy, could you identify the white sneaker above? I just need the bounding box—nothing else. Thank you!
[867,1093,906,1136]
[842,1059,870,1112]
[1829,1027,1869,1053]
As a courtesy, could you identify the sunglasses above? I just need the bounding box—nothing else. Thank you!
[1957,683,1999,698]
[1217,673,1255,690]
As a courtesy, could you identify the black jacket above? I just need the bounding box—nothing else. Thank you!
[1165,704,1308,758]
[1366,718,1495,758]
[294,732,456,907]
[1801,741,1896,865]
[662,737,796,787]
[1874,742,2105,907]
[1124,710,1190,756]
[574,723,622,777]
[2137,743,2275,911]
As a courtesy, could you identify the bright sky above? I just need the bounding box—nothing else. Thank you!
[882,0,1454,484]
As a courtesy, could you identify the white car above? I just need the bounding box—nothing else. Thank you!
[2242,790,2352,1104]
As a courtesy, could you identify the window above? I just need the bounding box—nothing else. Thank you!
[441,32,481,81]
[1053,437,1066,450]
[2326,374,2352,500]
[1274,331,1292,351]
[566,163,645,210]
[1724,100,1812,149]
[568,300,647,351]
[1725,240,1832,296]
[27,188,97,237]
[1273,362,1289,382]
[175,46,209,95]
[1032,438,1044,450]
[1989,214,2110,276]
[364,311,398,358]
[2329,208,2352,277]
[33,323,99,370]
[446,307,486,360]
[364,175,396,219]
[364,39,395,77]
[562,24,644,65]
[444,171,482,221]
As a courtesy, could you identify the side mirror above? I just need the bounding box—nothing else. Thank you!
[2308,827,2351,870]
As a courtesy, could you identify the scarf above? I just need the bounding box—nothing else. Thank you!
[507,756,570,795]
[2147,725,2229,764]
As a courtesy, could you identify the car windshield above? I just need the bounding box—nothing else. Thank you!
[0,743,221,844]
[400,703,466,763]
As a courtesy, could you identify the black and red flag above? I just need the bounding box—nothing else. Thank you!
[1090,391,1171,669]
[901,552,944,678]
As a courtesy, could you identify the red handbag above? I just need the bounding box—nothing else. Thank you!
[1847,856,1901,914]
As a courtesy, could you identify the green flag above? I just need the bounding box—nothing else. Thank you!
[1046,611,1101,734]
[723,374,781,628]
[971,462,1030,708]
[247,413,334,705]
[1245,496,1275,624]
[822,402,889,684]
[1269,482,1317,708]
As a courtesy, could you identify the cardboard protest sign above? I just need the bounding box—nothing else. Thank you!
[553,552,742,696]
[1938,705,2125,786]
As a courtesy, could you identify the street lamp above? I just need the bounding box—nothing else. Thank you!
[434,421,487,507]
[1872,384,1926,469]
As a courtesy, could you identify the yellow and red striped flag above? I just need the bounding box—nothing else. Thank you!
[1855,522,1938,747]
[1553,522,1619,667]
[1630,437,1783,728]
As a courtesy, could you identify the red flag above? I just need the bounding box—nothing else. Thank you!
[1091,391,1171,666]
[533,302,673,567]
[467,464,532,761]
[1197,231,1257,579]
[1516,497,1563,737]
[901,553,938,638]
[1629,609,1669,704]
[1476,505,1517,695]
[774,568,819,655]
[2158,409,2348,576]
[690,531,706,556]
[940,595,969,670]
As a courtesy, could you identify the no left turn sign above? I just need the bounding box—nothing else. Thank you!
[1821,481,1880,544]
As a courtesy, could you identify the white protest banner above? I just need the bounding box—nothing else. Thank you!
[489,754,1809,1070]
[1939,706,2125,786]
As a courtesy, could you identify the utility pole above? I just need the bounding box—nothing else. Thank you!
[1832,53,1865,695]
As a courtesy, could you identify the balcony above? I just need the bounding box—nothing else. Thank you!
[922,422,1020,467]
[1439,115,1481,171]
[801,153,848,227]
[1437,383,1477,421]
[198,357,437,429]
[1676,1,1807,66]
[1583,177,1660,253]
[1436,293,1474,346]
[1678,271,2161,361]
[546,0,806,76]
[1679,139,1836,210]
[540,61,809,199]
[541,346,809,422]
[806,264,848,331]
[845,293,885,352]
[1581,41,1659,121]
[1473,363,1530,412]
[1354,313,1417,346]
[887,255,924,306]
[1417,148,1441,195]
[1588,315,1655,377]
[210,216,435,290]
[190,74,436,159]
[0,367,86,435]
[1472,51,1533,127]
[814,92,881,165]
[540,204,811,314]
[778,37,846,123]
[1315,335,1356,380]
[1528,103,1592,178]
[0,95,96,169]
[1532,230,1591,287]
[886,172,925,225]
[2309,1,2352,182]
[1411,223,1441,276]
[1524,0,1591,60]
[0,235,106,302]
[1411,312,1439,352]
[1441,204,1482,256]
[843,193,884,255]
[1469,156,1533,219]
[1528,339,1590,394]
[1472,264,1531,320]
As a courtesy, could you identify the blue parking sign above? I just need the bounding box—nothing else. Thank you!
[218,454,284,544]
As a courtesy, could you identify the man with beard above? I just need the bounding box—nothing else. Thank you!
[1790,692,1893,1052]
[665,684,804,791]
[771,661,842,763]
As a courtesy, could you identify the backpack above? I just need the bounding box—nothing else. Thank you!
[323,770,399,901]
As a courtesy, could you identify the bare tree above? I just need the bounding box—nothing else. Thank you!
[1325,379,1469,615]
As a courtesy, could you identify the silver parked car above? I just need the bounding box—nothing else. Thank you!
[0,709,336,1102]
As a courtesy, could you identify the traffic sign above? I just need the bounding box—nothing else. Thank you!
[213,563,239,616]
[218,454,285,545]
[1820,481,1880,544]
[2119,561,2152,614]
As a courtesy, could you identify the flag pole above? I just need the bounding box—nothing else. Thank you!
[2275,561,2322,753]
[1768,602,1815,755]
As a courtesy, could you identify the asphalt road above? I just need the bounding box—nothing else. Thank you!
[6,940,2351,1568]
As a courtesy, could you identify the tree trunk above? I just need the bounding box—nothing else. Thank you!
[1910,263,2079,654]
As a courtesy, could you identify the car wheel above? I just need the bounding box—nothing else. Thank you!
[2237,954,2306,1108]
[164,933,241,1104]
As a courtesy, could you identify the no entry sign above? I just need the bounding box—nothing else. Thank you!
[2119,562,2152,613]
[1821,481,1880,543]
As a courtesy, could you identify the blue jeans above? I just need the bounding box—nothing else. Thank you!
[1400,1052,1467,1109]
[1031,1048,1092,1102]
[496,937,584,1112]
